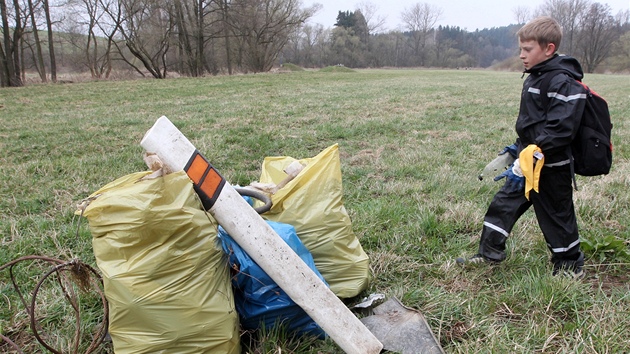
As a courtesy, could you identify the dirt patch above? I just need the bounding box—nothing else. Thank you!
[587,266,630,294]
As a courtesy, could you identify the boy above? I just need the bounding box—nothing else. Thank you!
[458,16,586,278]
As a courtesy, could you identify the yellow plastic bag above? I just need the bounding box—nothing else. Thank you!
[80,170,240,354]
[258,144,370,298]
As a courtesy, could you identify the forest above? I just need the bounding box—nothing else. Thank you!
[1,0,629,87]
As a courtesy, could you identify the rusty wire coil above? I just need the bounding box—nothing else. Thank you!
[0,256,109,353]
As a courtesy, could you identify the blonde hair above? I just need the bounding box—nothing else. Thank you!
[517,16,562,52]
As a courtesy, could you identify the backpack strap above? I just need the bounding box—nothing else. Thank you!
[538,69,579,191]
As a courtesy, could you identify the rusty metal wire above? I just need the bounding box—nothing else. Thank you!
[0,333,24,353]
[0,256,109,353]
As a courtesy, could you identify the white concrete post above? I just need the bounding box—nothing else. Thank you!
[140,116,382,354]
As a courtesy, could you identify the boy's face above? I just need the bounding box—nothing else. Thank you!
[519,39,555,70]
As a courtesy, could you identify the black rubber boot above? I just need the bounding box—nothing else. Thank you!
[552,251,585,279]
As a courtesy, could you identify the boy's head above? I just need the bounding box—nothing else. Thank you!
[517,16,562,70]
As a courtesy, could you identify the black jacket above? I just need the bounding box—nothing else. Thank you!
[515,54,587,165]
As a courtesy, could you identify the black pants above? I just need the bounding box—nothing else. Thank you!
[478,165,582,266]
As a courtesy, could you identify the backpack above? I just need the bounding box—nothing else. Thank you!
[540,69,613,177]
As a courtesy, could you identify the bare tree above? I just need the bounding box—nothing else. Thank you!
[356,1,386,34]
[171,0,223,76]
[0,0,24,86]
[367,31,403,67]
[172,0,200,76]
[64,0,122,78]
[117,0,174,78]
[218,0,232,74]
[400,2,442,66]
[303,23,329,67]
[577,2,620,72]
[288,23,330,67]
[0,0,12,86]
[228,0,319,72]
[26,0,46,81]
[616,8,630,25]
[513,6,531,24]
[608,31,630,71]
[42,0,56,82]
[0,0,24,87]
[538,0,589,55]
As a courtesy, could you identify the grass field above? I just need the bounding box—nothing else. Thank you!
[1,68,629,353]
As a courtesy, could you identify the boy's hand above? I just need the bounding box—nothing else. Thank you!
[499,143,518,159]
[494,159,525,192]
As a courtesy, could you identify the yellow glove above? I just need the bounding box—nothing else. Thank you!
[519,144,544,200]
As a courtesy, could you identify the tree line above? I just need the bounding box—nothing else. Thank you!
[285,1,630,72]
[1,0,629,87]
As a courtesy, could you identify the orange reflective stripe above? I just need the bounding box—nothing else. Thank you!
[184,150,225,209]
[186,153,209,184]
[199,168,222,199]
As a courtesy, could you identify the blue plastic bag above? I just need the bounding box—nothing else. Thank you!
[218,220,327,338]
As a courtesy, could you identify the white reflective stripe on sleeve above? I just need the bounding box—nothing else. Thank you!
[528,87,540,94]
[484,221,509,237]
[547,92,587,102]
[550,239,581,253]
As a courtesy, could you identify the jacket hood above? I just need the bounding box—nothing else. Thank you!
[525,54,584,81]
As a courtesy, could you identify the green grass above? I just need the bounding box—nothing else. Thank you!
[1,69,629,352]
[279,63,305,72]
[319,65,357,73]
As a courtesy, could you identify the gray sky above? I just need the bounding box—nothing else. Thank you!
[307,0,630,32]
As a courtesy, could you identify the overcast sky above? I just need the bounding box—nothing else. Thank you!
[306,0,630,32]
